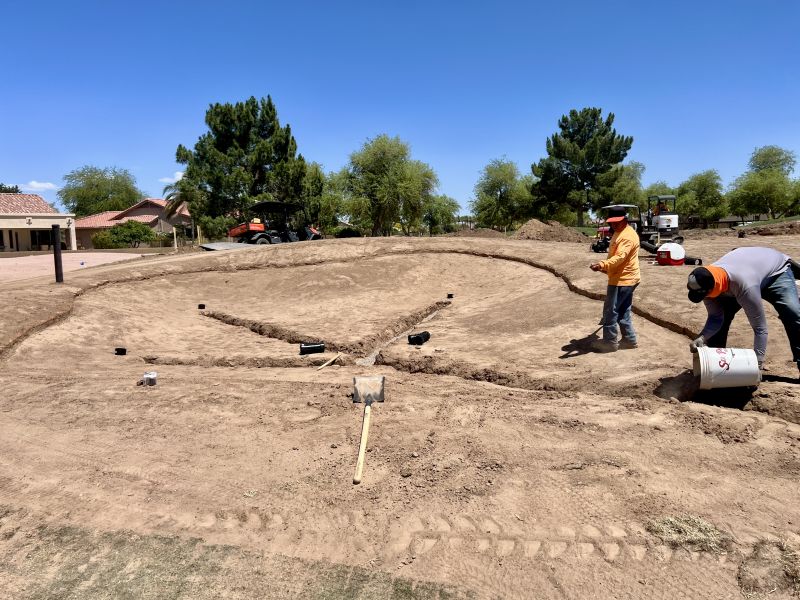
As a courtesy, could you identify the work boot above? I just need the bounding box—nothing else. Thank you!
[592,339,618,353]
[619,339,638,350]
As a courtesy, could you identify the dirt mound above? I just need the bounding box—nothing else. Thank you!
[749,220,800,236]
[514,219,587,243]
[682,220,800,239]
[445,228,505,238]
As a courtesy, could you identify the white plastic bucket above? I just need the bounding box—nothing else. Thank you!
[693,347,760,390]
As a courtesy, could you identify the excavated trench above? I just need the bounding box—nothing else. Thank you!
[7,247,797,422]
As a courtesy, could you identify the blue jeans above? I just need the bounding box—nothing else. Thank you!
[707,269,800,362]
[602,284,638,343]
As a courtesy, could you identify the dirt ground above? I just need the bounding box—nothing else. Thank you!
[0,252,146,283]
[3,235,800,599]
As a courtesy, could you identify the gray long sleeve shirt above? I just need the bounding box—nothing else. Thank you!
[700,247,791,361]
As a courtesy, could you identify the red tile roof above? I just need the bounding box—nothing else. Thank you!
[0,193,58,214]
[114,197,190,218]
[74,211,122,229]
[74,212,158,229]
[116,214,159,225]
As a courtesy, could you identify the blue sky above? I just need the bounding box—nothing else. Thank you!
[2,0,798,213]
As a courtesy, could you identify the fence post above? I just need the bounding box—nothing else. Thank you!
[52,224,63,283]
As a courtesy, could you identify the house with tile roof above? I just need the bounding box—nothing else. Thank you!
[0,194,77,251]
[75,198,192,249]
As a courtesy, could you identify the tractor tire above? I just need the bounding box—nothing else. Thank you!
[255,238,269,245]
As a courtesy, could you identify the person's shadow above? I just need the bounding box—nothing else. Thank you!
[560,327,602,359]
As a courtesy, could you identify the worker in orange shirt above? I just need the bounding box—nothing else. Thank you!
[589,206,641,352]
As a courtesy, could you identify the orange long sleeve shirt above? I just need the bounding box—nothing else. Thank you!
[599,224,641,286]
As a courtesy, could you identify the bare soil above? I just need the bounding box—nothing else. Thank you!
[514,219,588,242]
[2,235,800,598]
[445,228,506,238]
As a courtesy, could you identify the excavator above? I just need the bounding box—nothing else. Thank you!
[591,196,701,265]
[591,195,683,254]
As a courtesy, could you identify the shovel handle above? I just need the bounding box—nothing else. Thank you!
[317,352,342,371]
[353,403,372,485]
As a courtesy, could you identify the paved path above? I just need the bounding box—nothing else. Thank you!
[0,252,144,283]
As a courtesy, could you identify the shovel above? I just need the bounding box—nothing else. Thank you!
[352,376,385,485]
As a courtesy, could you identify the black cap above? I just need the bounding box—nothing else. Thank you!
[687,267,714,303]
[605,206,628,223]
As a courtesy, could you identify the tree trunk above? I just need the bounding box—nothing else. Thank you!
[576,207,585,228]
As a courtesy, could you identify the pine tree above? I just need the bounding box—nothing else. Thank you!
[175,96,306,219]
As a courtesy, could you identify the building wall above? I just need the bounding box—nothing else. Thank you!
[0,214,76,251]
[77,228,98,250]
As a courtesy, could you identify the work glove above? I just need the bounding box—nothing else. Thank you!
[688,336,705,353]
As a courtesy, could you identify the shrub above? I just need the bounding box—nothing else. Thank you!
[333,226,362,238]
[198,215,237,240]
[109,221,157,247]
[91,230,124,249]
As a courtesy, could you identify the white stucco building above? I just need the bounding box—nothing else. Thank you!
[0,194,77,251]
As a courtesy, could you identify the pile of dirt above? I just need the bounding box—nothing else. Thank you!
[682,220,800,239]
[514,219,588,243]
[749,220,800,236]
[445,228,505,238]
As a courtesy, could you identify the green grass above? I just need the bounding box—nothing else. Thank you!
[572,226,597,236]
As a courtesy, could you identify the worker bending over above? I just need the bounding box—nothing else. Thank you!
[590,206,641,352]
[687,246,800,375]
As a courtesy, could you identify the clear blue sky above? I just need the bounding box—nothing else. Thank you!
[2,0,798,213]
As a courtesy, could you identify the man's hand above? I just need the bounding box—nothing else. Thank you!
[688,336,705,353]
[589,263,602,272]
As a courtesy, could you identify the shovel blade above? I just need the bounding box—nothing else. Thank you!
[353,376,385,404]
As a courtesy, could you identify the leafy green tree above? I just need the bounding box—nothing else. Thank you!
[301,163,343,232]
[594,161,646,211]
[197,215,237,240]
[532,107,633,226]
[0,183,20,193]
[175,96,306,219]
[471,158,532,230]
[676,170,727,227]
[58,166,144,217]
[727,169,796,219]
[643,181,675,199]
[341,135,437,236]
[423,194,460,235]
[749,145,796,176]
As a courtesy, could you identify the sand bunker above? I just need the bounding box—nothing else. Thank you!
[2,237,800,599]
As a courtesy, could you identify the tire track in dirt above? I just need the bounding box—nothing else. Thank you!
[99,503,748,567]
